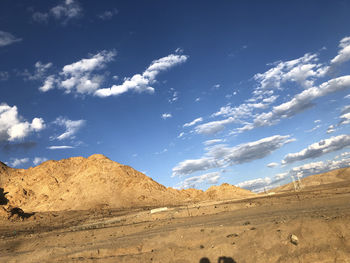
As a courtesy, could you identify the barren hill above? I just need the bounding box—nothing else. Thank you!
[272,167,350,192]
[0,154,254,213]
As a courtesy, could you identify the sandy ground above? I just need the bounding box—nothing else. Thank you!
[1,181,350,263]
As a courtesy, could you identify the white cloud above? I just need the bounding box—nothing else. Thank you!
[238,155,350,192]
[195,117,235,135]
[198,99,278,136]
[175,172,221,189]
[314,119,321,123]
[330,36,350,65]
[177,132,185,138]
[195,97,201,102]
[47,145,74,150]
[203,139,224,146]
[33,157,48,166]
[183,117,203,127]
[0,71,9,81]
[213,84,221,89]
[282,134,350,164]
[305,124,321,133]
[33,0,82,24]
[327,125,336,134]
[238,75,350,133]
[287,157,350,179]
[172,158,216,177]
[0,31,22,47]
[161,113,172,120]
[236,177,272,191]
[335,152,350,159]
[254,53,326,91]
[41,50,116,94]
[52,116,86,140]
[24,61,53,81]
[0,103,45,142]
[39,75,56,92]
[172,135,293,177]
[95,53,188,97]
[97,9,118,20]
[267,162,278,168]
[168,89,178,103]
[10,158,29,167]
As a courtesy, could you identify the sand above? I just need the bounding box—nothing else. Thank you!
[1,156,350,262]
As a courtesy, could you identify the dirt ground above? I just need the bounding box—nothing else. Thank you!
[1,181,350,263]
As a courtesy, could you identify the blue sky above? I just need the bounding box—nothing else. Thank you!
[1,0,350,192]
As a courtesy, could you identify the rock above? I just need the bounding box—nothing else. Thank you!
[290,234,299,245]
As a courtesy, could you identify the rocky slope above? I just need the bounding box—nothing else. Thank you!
[0,154,254,213]
[272,167,350,192]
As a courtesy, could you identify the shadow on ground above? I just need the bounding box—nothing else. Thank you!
[200,256,237,263]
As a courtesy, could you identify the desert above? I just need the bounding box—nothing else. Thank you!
[1,155,350,263]
[2,2,350,262]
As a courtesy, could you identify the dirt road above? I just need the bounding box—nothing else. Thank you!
[1,181,350,263]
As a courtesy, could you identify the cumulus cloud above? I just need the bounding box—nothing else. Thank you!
[161,113,172,120]
[0,103,45,142]
[40,50,116,94]
[47,145,74,150]
[95,53,188,97]
[0,31,22,47]
[33,157,48,166]
[183,117,203,127]
[282,134,350,164]
[172,135,293,177]
[52,117,86,140]
[175,172,221,189]
[331,36,350,65]
[9,158,29,167]
[33,0,82,24]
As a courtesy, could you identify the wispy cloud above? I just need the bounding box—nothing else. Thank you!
[47,145,74,150]
[282,134,350,164]
[183,117,203,127]
[52,116,86,140]
[9,157,29,167]
[0,31,22,47]
[33,157,48,166]
[172,135,294,177]
[97,9,118,20]
[175,172,221,189]
[32,0,83,25]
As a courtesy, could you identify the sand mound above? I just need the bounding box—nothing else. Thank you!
[272,167,350,192]
[0,154,254,212]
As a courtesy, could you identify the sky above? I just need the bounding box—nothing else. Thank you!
[1,0,350,192]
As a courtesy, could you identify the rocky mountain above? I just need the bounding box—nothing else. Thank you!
[0,154,255,213]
